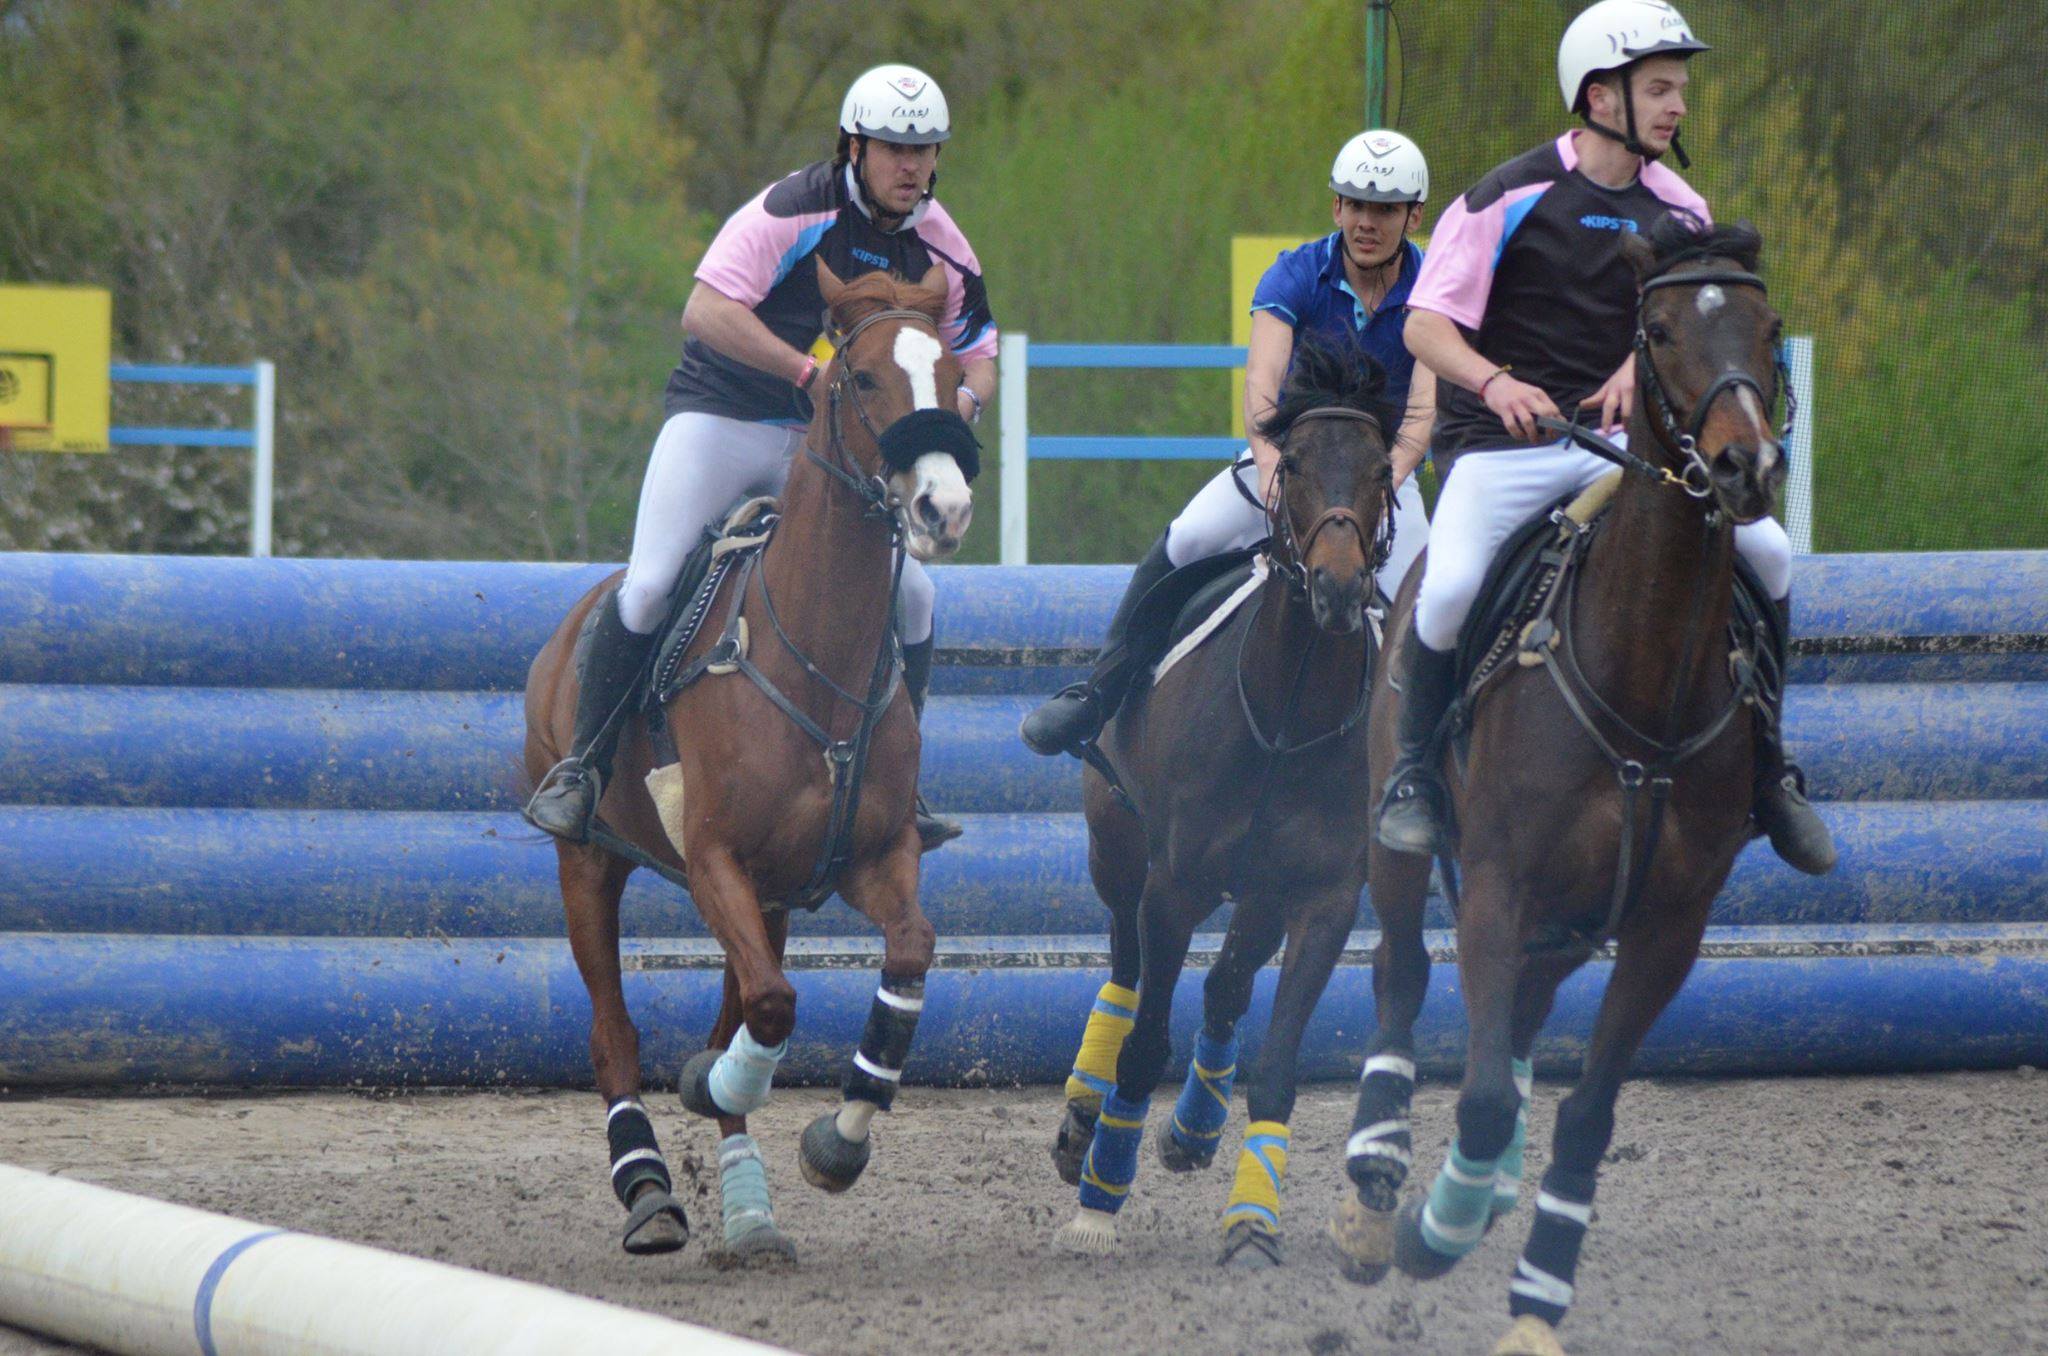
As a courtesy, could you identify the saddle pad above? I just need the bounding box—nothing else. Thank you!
[1152,557,1267,685]
[649,497,780,703]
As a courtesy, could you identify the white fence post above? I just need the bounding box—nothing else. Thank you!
[1784,336,1814,555]
[999,332,1029,565]
[251,360,276,558]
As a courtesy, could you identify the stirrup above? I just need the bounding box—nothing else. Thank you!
[1375,775,1445,855]
[1019,682,1103,756]
[524,758,601,843]
[916,794,963,852]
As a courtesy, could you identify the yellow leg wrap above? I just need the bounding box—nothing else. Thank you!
[1221,1120,1290,1234]
[1063,981,1137,1106]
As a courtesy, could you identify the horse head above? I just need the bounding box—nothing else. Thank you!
[815,259,977,560]
[1256,337,1399,635]
[1623,215,1788,525]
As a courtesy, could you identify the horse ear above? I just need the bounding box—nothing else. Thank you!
[816,256,846,307]
[914,261,948,323]
[1619,230,1657,284]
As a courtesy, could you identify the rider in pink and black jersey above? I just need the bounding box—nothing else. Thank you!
[526,64,998,850]
[1374,0,1834,875]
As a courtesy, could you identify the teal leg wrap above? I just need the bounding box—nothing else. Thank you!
[718,1132,776,1243]
[1420,1139,1501,1258]
[707,1024,786,1116]
[1493,1057,1534,1217]
[1077,1091,1149,1215]
[1168,1028,1237,1156]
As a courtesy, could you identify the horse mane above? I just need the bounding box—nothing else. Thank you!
[1646,210,1763,277]
[1255,333,1397,446]
[827,270,949,336]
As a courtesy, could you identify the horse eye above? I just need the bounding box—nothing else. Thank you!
[853,369,879,392]
[1645,323,1672,345]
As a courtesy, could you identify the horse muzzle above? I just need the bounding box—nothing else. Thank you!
[1309,565,1369,636]
[1706,437,1785,526]
[893,452,974,560]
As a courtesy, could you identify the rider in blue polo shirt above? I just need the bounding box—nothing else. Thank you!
[1022,130,1436,756]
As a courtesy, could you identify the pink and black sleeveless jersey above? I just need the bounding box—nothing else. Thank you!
[666,160,999,424]
[1408,131,1710,463]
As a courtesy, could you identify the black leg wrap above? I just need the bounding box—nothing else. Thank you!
[1346,1063,1416,1211]
[1509,1164,1595,1325]
[843,977,923,1110]
[606,1098,671,1206]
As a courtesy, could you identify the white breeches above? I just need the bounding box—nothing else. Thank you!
[616,411,936,644]
[1163,451,1430,600]
[1411,434,1793,653]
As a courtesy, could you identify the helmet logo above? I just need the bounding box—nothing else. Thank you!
[892,105,929,120]
[1365,135,1398,156]
[892,76,925,96]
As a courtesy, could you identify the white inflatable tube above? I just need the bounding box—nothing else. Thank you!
[0,1164,786,1355]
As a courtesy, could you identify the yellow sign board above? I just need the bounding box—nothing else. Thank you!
[1229,235,1311,437]
[0,285,112,452]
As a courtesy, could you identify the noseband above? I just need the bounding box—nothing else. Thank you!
[811,306,959,520]
[1633,268,1797,499]
[1239,407,1396,593]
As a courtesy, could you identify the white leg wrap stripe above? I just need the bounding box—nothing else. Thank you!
[1348,1140,1413,1167]
[1443,1157,1494,1188]
[719,1141,764,1171]
[1362,1054,1417,1082]
[1536,1190,1593,1227]
[605,1098,647,1124]
[1512,1068,1534,1099]
[852,1051,904,1083]
[1345,1123,1410,1156]
[609,1147,666,1179]
[876,987,925,1013]
[1421,1201,1487,1247]
[1512,1259,1576,1308]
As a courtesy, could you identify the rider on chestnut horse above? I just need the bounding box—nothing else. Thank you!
[526,63,998,850]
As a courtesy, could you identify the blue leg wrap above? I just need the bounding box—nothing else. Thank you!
[1168,1028,1238,1157]
[707,1024,786,1117]
[1077,1091,1149,1215]
[1493,1057,1534,1217]
[1420,1139,1501,1259]
[718,1132,776,1243]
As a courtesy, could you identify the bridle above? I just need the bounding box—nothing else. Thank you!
[1236,407,1396,594]
[1631,267,1796,499]
[809,306,946,521]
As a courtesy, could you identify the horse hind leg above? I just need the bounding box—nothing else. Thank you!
[1333,843,1431,1285]
[1158,899,1284,1175]
[558,844,690,1255]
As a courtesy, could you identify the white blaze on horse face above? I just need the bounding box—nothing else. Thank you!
[1734,383,1781,474]
[901,450,973,560]
[1695,284,1726,316]
[892,327,943,410]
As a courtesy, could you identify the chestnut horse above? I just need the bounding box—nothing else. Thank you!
[1046,341,1398,1266]
[1329,219,1791,1356]
[524,262,976,1263]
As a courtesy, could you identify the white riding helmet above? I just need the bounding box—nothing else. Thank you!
[1557,0,1709,113]
[1329,129,1428,204]
[840,64,951,145]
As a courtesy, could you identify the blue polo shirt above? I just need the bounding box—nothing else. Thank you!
[1249,232,1421,414]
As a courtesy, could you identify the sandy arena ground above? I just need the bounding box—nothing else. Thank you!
[1,1073,2043,1355]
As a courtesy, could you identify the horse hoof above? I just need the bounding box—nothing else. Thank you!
[1053,1207,1118,1255]
[1050,1102,1098,1187]
[1218,1220,1283,1268]
[798,1112,871,1193]
[1492,1315,1568,1356]
[1156,1125,1217,1174]
[1347,1154,1408,1213]
[1328,1194,1395,1286]
[708,1222,798,1271]
[620,1187,690,1256]
[1391,1196,1463,1281]
[678,1048,724,1120]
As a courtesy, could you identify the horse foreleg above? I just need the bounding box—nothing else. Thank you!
[1335,843,1431,1284]
[695,913,798,1268]
[1396,867,1523,1282]
[1489,951,1579,1229]
[1215,898,1351,1269]
[1053,888,1143,1186]
[802,830,934,1195]
[559,844,689,1256]
[1494,906,1707,1356]
[1157,901,1282,1176]
[679,846,796,1121]
[1055,875,1204,1255]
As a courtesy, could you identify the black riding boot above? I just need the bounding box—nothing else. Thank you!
[1019,534,1176,756]
[524,590,655,843]
[1374,636,1459,855]
[1751,595,1836,875]
[902,635,963,851]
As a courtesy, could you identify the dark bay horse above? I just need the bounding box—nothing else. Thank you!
[1330,219,1790,1356]
[1048,342,1397,1266]
[524,262,976,1263]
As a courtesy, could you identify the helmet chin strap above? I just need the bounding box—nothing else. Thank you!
[849,139,938,232]
[1580,65,1692,170]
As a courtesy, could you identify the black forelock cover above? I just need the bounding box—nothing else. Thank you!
[876,406,981,482]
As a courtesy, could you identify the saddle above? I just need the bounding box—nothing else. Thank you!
[647,496,780,706]
[1451,470,1777,719]
[1147,549,1265,684]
